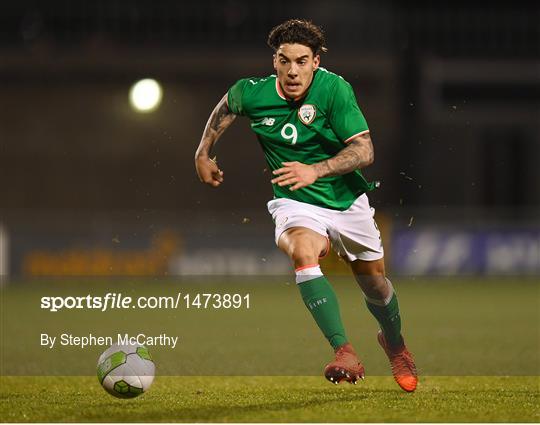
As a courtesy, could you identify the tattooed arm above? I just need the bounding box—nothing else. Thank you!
[195,94,237,187]
[271,132,374,191]
[313,132,374,177]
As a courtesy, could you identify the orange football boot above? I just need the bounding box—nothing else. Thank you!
[324,343,365,385]
[377,330,418,392]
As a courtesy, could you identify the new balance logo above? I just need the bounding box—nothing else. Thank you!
[261,117,275,126]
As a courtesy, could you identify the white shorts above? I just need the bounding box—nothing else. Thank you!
[267,194,384,262]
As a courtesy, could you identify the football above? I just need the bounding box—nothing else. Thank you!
[96,343,155,398]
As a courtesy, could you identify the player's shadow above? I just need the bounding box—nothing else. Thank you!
[163,388,388,421]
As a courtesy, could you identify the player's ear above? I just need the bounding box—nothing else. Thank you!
[273,54,277,71]
[313,54,320,70]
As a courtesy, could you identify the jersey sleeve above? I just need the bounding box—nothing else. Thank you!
[328,78,369,144]
[227,79,249,116]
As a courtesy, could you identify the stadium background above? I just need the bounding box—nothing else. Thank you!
[0,0,538,278]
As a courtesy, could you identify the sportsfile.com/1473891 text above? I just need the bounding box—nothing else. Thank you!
[40,292,251,312]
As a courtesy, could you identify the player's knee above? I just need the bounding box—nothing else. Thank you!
[287,241,318,265]
[291,252,319,267]
[351,258,388,296]
[278,229,324,266]
[351,258,385,276]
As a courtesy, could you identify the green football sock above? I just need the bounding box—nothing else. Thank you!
[366,292,403,348]
[298,275,348,350]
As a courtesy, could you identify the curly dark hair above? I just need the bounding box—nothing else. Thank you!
[267,19,327,55]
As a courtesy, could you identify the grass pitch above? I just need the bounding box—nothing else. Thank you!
[1,277,539,422]
[1,375,538,422]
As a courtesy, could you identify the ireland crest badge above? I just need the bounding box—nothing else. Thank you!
[298,104,316,125]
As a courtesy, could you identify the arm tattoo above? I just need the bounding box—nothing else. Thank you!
[313,134,374,177]
[195,94,236,159]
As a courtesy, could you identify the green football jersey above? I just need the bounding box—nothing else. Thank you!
[227,67,377,211]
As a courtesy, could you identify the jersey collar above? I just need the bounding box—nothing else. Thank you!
[275,77,287,100]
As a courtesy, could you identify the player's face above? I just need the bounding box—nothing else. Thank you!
[273,43,320,100]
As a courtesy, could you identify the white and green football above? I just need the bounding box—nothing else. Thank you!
[97,343,155,398]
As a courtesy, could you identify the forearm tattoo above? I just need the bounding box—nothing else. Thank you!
[313,135,374,177]
[196,95,236,158]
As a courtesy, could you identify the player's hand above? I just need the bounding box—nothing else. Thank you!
[195,156,224,187]
[271,161,318,191]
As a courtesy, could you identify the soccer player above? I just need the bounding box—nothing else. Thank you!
[195,19,417,392]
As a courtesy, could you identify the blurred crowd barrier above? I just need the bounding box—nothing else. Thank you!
[392,226,539,275]
[1,208,538,279]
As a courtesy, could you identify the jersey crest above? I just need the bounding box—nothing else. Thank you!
[298,104,316,125]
